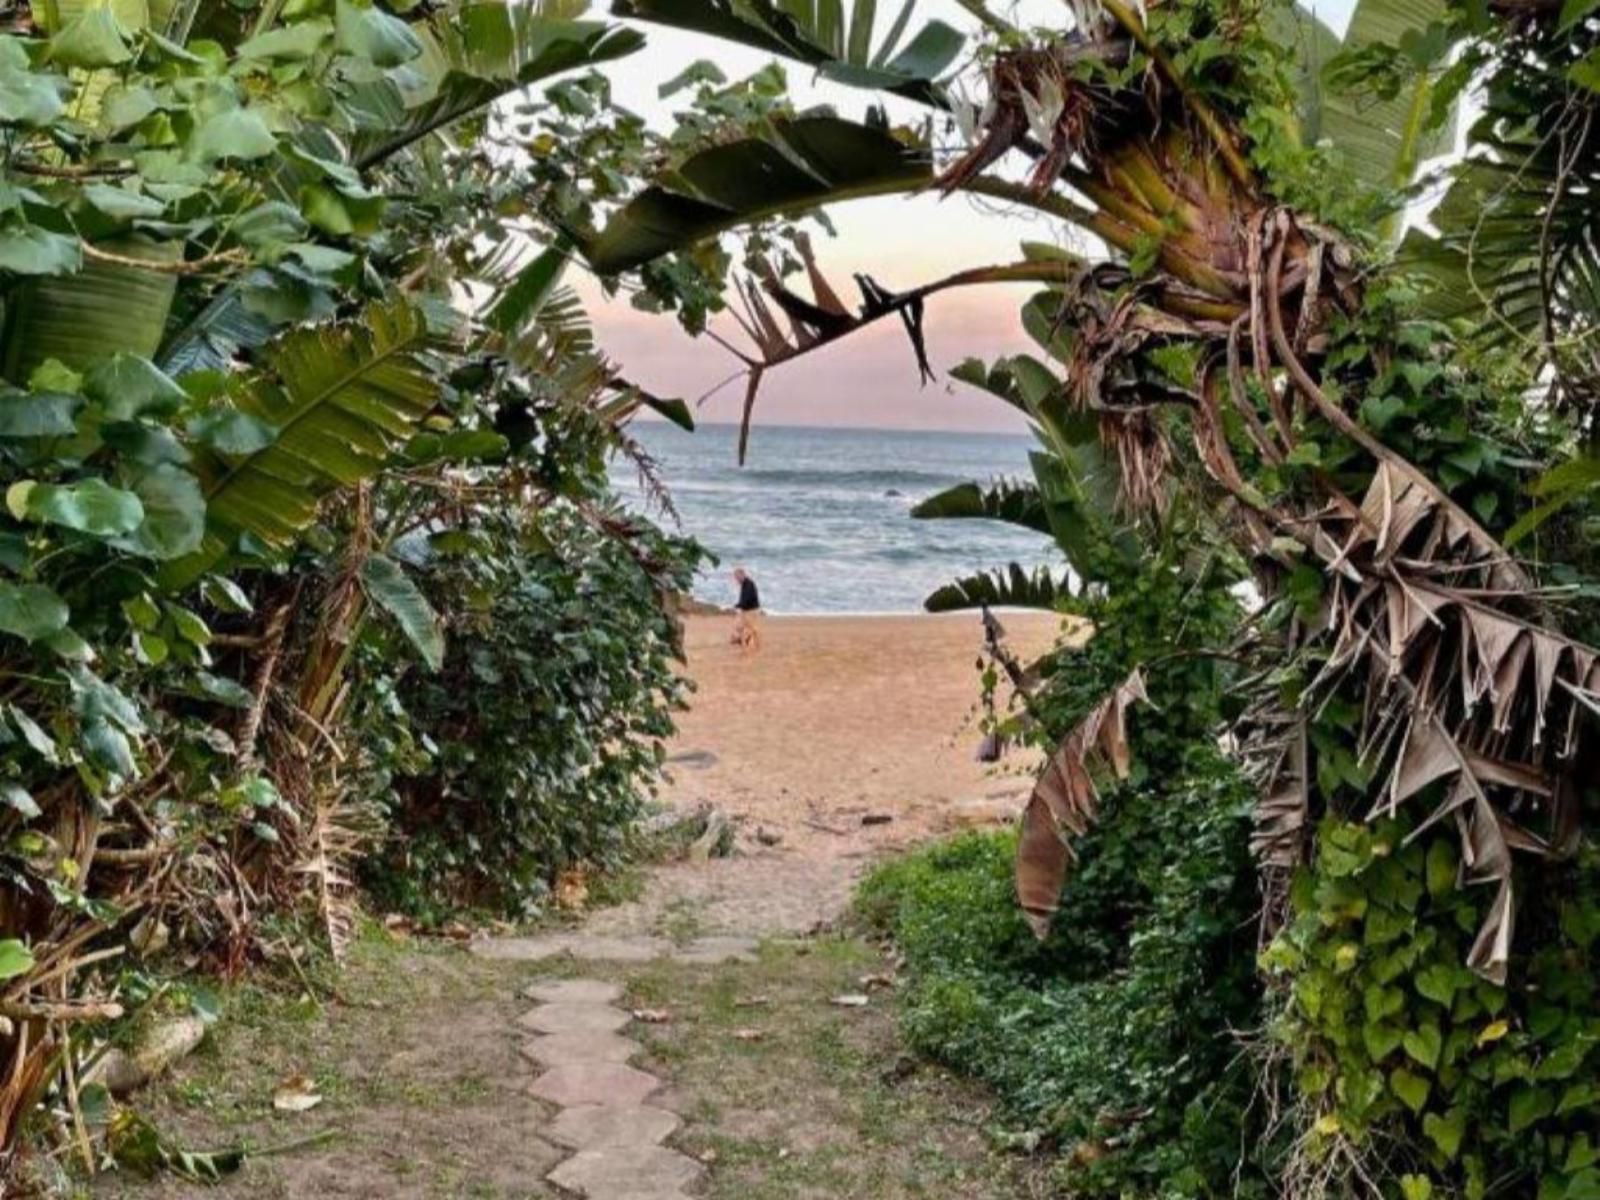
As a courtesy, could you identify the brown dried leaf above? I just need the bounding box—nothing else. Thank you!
[272,1072,322,1113]
[1015,670,1147,939]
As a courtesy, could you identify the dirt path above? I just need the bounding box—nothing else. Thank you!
[93,613,1061,1198]
[97,925,1041,1199]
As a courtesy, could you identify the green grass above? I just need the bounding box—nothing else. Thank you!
[89,924,1039,1200]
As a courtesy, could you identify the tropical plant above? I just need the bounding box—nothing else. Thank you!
[564,0,1600,1191]
[0,0,696,1180]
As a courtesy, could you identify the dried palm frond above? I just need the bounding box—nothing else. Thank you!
[1015,669,1148,937]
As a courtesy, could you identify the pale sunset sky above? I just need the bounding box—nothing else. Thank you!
[582,0,1361,432]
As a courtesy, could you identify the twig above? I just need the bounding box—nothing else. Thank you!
[0,999,124,1022]
[12,159,134,179]
[802,818,849,836]
[81,241,247,275]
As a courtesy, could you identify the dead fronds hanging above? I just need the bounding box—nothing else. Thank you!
[1015,669,1148,937]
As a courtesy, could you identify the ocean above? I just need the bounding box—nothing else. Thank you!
[613,422,1058,614]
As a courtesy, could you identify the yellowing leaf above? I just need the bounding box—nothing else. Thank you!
[1477,1019,1510,1046]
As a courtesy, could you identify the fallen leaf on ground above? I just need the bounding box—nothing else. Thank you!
[734,995,770,1008]
[861,813,893,826]
[732,1028,764,1041]
[859,973,895,990]
[553,868,589,910]
[830,993,870,1008]
[272,1072,322,1113]
[631,1008,672,1023]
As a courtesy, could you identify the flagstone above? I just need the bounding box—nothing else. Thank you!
[546,1145,705,1196]
[519,1003,631,1035]
[546,1104,681,1150]
[519,1031,639,1067]
[530,1063,661,1107]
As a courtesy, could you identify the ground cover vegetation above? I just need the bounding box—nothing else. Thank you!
[0,0,710,1186]
[565,0,1600,1194]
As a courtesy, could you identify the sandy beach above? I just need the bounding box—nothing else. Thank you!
[663,610,1066,837]
[588,610,1072,937]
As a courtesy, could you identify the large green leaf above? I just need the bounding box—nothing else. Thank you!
[912,478,1051,534]
[486,242,570,335]
[582,115,931,274]
[2,238,181,383]
[159,4,643,374]
[1401,109,1599,382]
[346,4,645,169]
[0,582,69,642]
[1318,0,1457,208]
[161,301,441,587]
[611,0,962,106]
[360,553,444,670]
[924,563,1069,613]
[25,477,144,536]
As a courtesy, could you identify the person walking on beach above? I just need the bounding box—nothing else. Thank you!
[731,567,762,652]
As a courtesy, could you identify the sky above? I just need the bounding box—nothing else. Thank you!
[578,0,1360,433]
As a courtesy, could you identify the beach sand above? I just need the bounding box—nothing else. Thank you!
[586,610,1073,938]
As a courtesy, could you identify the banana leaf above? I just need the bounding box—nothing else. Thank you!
[582,115,931,274]
[1317,0,1458,206]
[2,237,181,382]
[924,563,1069,613]
[611,0,961,107]
[161,300,440,588]
[912,477,1051,534]
[347,5,645,168]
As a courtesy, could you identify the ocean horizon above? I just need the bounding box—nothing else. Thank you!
[613,422,1058,614]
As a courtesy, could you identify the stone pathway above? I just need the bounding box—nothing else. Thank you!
[471,934,760,1199]
[518,978,699,1199]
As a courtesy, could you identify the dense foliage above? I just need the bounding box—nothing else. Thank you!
[365,494,700,921]
[862,544,1269,1197]
[0,0,695,1182]
[561,0,1600,1197]
[1266,820,1600,1199]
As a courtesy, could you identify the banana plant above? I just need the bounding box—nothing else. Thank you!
[610,0,965,105]
[572,0,1600,1056]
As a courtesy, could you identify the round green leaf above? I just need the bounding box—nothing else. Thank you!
[115,464,205,560]
[188,408,278,455]
[0,582,69,641]
[191,107,278,163]
[0,50,70,126]
[27,477,144,535]
[0,224,83,276]
[0,938,33,980]
[46,8,132,68]
[0,389,79,437]
[335,0,422,67]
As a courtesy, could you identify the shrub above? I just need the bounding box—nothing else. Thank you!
[1265,819,1600,1199]
[859,738,1268,1197]
[359,498,703,922]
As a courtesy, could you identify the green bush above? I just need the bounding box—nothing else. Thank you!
[359,495,703,923]
[1266,819,1600,1199]
[859,739,1268,1197]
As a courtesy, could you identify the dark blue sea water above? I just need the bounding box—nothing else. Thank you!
[612,422,1058,613]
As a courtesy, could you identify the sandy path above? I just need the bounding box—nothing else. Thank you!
[585,611,1068,938]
